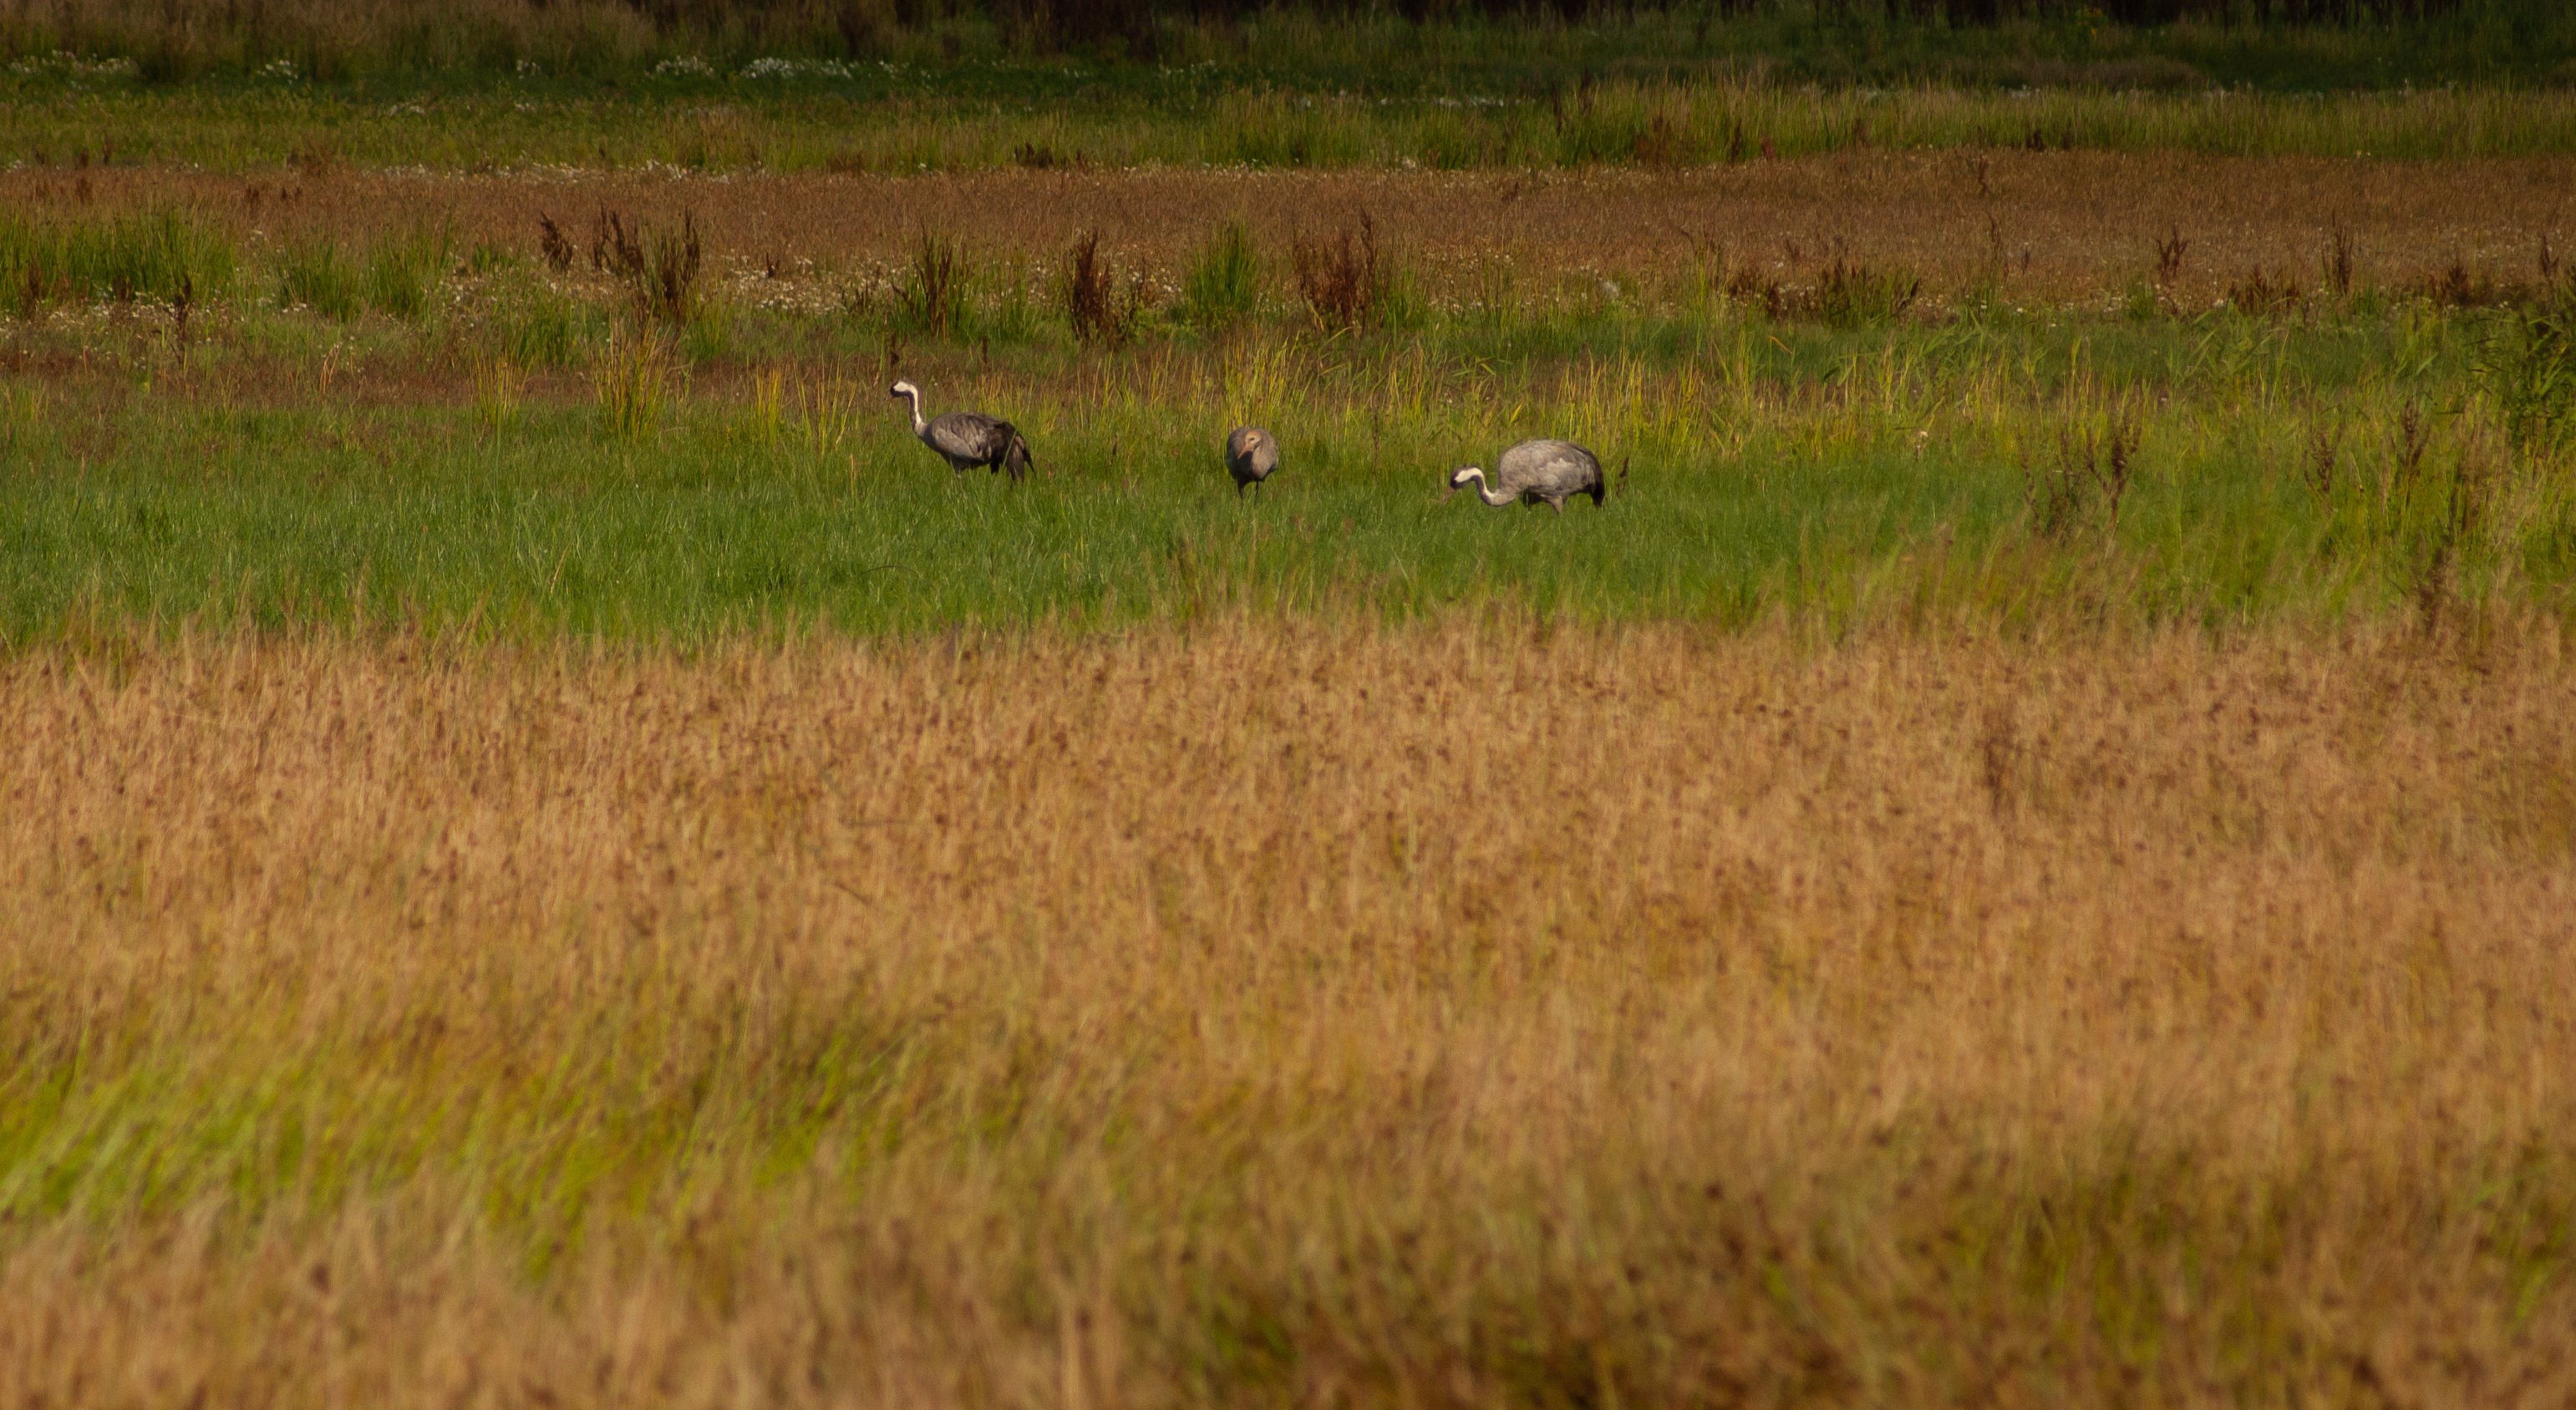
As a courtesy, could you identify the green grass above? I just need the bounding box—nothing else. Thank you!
[4,301,2570,646]
[363,220,454,322]
[1184,220,1264,331]
[6,75,2576,180]
[0,205,236,311]
[274,234,361,319]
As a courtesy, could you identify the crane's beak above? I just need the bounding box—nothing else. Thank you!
[1438,483,1457,504]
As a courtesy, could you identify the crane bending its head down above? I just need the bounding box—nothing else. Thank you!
[1441,439,1607,515]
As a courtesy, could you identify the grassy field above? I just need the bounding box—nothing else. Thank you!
[8,79,2576,175]
[6,309,2573,643]
[6,621,2575,1405]
[3,161,2572,642]
[4,32,2576,1403]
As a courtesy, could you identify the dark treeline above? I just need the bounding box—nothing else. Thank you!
[0,0,2563,79]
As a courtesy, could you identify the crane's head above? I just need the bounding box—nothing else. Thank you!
[1440,466,1484,504]
[887,379,920,401]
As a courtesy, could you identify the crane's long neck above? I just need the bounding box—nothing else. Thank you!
[899,386,928,438]
[1464,469,1512,506]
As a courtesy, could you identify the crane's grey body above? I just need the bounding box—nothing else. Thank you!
[1443,439,1606,514]
[1224,426,1280,499]
[891,380,1035,483]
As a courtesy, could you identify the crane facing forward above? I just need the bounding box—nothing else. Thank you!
[1223,426,1280,500]
[889,379,1036,483]
[1442,439,1606,514]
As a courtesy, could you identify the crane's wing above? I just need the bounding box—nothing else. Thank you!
[927,412,1010,464]
[1497,439,1598,495]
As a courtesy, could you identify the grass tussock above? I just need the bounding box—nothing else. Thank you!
[1181,216,1262,329]
[0,205,235,312]
[2,620,2573,1404]
[273,232,362,319]
[890,225,966,341]
[362,219,452,322]
[592,318,672,439]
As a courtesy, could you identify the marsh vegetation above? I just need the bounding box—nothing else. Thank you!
[4,13,2576,1402]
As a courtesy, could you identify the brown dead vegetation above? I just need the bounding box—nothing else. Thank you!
[3,619,2573,1407]
[3,152,2570,308]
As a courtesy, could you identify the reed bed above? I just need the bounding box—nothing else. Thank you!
[3,618,2573,1406]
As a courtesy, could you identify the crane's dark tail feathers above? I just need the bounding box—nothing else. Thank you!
[1000,427,1034,484]
[1588,479,1606,506]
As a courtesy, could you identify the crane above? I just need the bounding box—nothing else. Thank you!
[889,379,1036,483]
[1441,439,1606,515]
[1224,426,1280,500]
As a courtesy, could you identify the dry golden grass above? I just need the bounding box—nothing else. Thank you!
[4,617,2574,1406]
[10,151,2572,307]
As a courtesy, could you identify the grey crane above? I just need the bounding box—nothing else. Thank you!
[1223,425,1280,500]
[889,379,1036,483]
[1441,439,1606,514]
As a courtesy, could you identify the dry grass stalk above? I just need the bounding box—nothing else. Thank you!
[646,209,704,326]
[2,621,2574,1406]
[1291,213,1385,331]
[1060,228,1133,349]
[2227,265,2302,315]
[589,205,647,280]
[2152,224,2188,286]
[2026,403,2143,537]
[537,211,575,273]
[2304,418,2340,509]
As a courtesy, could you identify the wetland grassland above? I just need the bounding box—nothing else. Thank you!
[5,20,2576,1402]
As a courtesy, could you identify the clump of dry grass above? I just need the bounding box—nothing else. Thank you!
[2,619,2573,1407]
[588,205,704,326]
[1291,212,1389,330]
[2025,402,2144,536]
[2227,265,2304,316]
[1060,227,1136,349]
